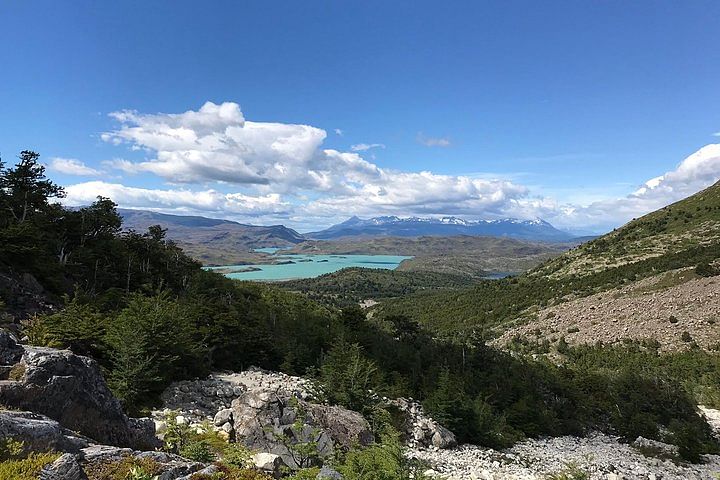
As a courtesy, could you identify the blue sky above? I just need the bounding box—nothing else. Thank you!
[1,1,719,233]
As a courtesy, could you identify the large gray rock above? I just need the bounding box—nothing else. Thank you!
[40,453,87,480]
[0,339,158,450]
[252,452,287,478]
[317,465,344,479]
[232,390,374,469]
[0,330,23,365]
[0,410,89,455]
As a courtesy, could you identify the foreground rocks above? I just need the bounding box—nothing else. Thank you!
[389,397,457,449]
[0,331,157,450]
[409,431,720,480]
[0,410,214,480]
[154,368,375,469]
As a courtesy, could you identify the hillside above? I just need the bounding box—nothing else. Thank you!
[532,180,720,279]
[119,209,305,265]
[379,181,720,350]
[308,215,576,241]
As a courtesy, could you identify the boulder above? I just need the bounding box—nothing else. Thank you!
[214,407,233,426]
[0,340,159,450]
[79,446,208,480]
[39,453,87,480]
[232,390,374,469]
[317,465,344,479]
[430,423,457,449]
[388,397,456,449]
[252,452,287,478]
[0,410,89,455]
[0,330,23,365]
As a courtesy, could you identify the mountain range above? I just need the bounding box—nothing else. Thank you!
[119,210,580,264]
[308,215,575,241]
[119,209,304,265]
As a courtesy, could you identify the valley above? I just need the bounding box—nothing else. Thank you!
[4,5,720,479]
[1,154,719,479]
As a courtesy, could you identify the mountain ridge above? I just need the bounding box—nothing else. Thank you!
[309,215,575,241]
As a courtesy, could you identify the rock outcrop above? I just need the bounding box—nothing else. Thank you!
[231,388,373,468]
[154,368,375,469]
[0,331,158,450]
[0,410,89,455]
[390,397,457,449]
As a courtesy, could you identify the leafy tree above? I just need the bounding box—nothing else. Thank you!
[0,151,64,225]
[320,339,381,413]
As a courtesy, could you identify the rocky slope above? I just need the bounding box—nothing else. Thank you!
[496,268,720,351]
[410,429,720,480]
[3,331,719,479]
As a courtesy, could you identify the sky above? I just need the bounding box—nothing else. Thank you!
[1,1,719,234]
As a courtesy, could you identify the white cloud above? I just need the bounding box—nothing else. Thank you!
[334,129,344,136]
[351,143,385,152]
[417,133,451,147]
[90,101,720,232]
[542,144,720,230]
[64,181,290,217]
[712,131,720,137]
[48,158,102,176]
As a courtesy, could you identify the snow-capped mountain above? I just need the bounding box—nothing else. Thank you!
[308,216,575,241]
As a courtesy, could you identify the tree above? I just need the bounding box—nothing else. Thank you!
[320,339,380,413]
[0,151,64,225]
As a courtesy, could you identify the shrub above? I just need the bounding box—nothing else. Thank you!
[0,452,61,480]
[180,440,215,463]
[84,455,164,480]
[681,331,693,343]
[669,315,679,324]
[545,461,589,480]
[8,362,25,381]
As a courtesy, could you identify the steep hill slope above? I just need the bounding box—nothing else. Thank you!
[532,180,720,278]
[379,181,720,349]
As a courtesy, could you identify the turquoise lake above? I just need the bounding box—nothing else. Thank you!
[209,249,412,281]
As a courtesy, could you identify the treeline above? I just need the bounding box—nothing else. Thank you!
[1,151,717,463]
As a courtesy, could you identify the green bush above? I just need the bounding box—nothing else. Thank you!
[84,456,164,480]
[0,452,61,480]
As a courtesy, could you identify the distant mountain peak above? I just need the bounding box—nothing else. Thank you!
[310,215,574,241]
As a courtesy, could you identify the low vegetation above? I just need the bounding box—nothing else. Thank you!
[279,267,474,308]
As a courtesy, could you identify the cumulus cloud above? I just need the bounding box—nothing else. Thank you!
[543,144,720,229]
[48,158,102,176]
[64,181,290,217]
[334,129,343,136]
[90,101,720,231]
[351,143,385,152]
[417,133,451,147]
